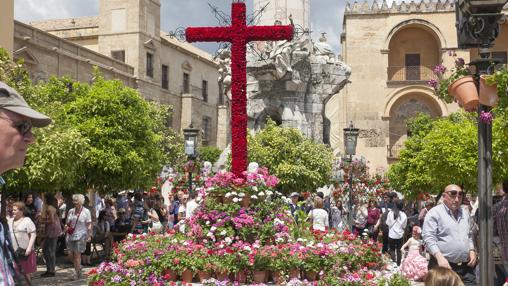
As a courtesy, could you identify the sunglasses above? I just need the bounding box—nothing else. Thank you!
[0,116,33,136]
[446,190,464,197]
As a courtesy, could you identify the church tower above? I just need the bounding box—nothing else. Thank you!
[98,0,161,97]
[254,0,310,30]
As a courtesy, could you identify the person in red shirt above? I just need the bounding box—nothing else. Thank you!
[366,199,381,241]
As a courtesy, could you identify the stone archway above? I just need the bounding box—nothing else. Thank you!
[387,92,442,158]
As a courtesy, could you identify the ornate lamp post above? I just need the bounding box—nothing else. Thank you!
[183,124,199,196]
[456,1,508,285]
[343,121,359,232]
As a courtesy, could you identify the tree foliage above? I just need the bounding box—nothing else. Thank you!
[198,146,222,164]
[389,111,508,198]
[248,120,334,193]
[1,50,184,193]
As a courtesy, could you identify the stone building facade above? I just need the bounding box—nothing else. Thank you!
[340,0,508,173]
[12,0,222,148]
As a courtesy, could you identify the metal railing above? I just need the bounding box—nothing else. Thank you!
[387,144,404,159]
[387,65,438,82]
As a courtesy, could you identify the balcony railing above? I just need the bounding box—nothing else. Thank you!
[387,144,404,159]
[387,65,438,82]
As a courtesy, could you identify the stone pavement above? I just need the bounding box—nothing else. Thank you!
[29,254,95,286]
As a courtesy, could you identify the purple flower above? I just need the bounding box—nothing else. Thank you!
[455,58,465,68]
[427,79,439,89]
[112,275,122,282]
[480,111,494,124]
[433,64,447,75]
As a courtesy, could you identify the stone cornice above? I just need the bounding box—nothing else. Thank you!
[345,0,456,15]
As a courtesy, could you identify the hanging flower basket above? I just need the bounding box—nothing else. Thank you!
[448,76,479,111]
[479,75,499,106]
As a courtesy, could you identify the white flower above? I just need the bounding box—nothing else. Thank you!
[233,197,240,203]
[225,192,232,198]
[206,221,210,225]
[266,190,273,196]
[238,192,246,197]
[258,191,265,196]
[225,237,232,244]
[207,232,214,237]
[243,246,251,252]
[252,186,258,192]
[297,238,304,242]
[231,191,238,196]
[210,226,217,232]
[251,195,258,200]
[220,230,227,236]
[274,218,284,225]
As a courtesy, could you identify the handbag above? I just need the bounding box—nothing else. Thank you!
[12,220,28,261]
[66,207,82,237]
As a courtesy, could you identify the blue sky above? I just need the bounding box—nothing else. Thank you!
[14,0,347,55]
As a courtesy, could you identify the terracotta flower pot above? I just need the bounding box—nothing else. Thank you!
[289,268,300,279]
[234,271,247,283]
[253,270,267,283]
[223,195,233,204]
[198,271,211,282]
[448,76,479,111]
[272,271,284,285]
[305,270,318,281]
[479,75,499,106]
[240,196,251,208]
[216,271,229,281]
[181,269,194,283]
[162,269,177,281]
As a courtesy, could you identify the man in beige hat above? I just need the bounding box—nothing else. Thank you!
[0,81,51,285]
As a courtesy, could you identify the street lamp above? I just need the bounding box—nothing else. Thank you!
[343,121,359,232]
[456,1,508,285]
[183,124,199,196]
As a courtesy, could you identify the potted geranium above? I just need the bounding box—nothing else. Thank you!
[428,54,479,111]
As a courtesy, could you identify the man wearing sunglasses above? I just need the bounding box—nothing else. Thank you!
[0,81,51,285]
[422,184,477,286]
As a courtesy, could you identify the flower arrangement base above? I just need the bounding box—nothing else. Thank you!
[198,271,211,282]
[215,271,229,281]
[479,75,499,106]
[181,270,194,283]
[448,76,479,111]
[305,270,318,281]
[289,268,300,279]
[253,270,268,283]
[234,271,247,283]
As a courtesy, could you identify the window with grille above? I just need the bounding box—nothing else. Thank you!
[202,80,208,102]
[161,65,169,90]
[183,73,190,93]
[146,52,154,78]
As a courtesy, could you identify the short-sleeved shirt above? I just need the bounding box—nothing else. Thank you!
[309,208,329,231]
[8,217,36,251]
[66,207,92,240]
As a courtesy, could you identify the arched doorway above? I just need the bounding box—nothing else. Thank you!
[388,92,442,158]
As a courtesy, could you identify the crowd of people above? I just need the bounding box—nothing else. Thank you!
[300,182,508,286]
